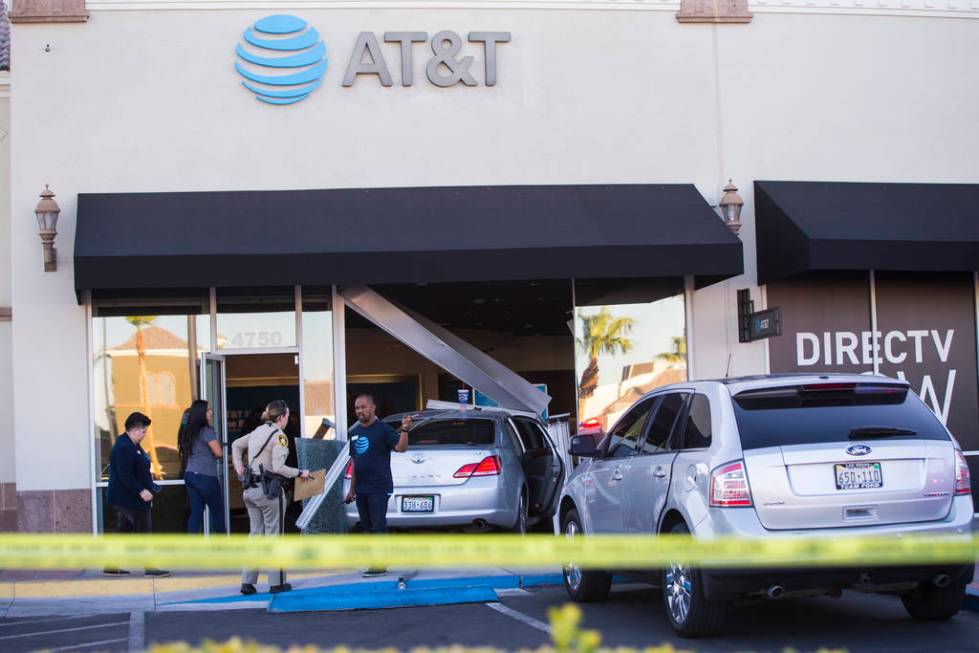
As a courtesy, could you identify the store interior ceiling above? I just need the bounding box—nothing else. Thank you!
[359,280,574,336]
[358,277,685,337]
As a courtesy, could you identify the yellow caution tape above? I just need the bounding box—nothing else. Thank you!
[0,533,975,570]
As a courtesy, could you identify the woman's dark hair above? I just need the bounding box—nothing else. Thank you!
[178,400,209,471]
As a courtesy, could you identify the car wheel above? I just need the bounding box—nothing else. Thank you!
[561,508,611,602]
[510,491,529,535]
[661,522,726,638]
[902,581,966,620]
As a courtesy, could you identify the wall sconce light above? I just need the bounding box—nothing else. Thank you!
[719,179,744,235]
[34,185,61,272]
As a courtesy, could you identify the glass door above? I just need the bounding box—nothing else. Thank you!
[200,353,230,533]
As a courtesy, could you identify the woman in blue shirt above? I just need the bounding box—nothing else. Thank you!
[179,400,226,534]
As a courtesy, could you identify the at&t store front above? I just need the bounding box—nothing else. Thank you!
[3,1,977,532]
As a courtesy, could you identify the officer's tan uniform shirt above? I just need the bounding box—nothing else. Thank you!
[232,422,301,479]
[233,422,300,588]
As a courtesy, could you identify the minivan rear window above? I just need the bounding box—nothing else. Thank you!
[732,383,950,450]
[406,419,496,446]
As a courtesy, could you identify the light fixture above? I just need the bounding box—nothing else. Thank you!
[34,185,61,272]
[718,179,744,235]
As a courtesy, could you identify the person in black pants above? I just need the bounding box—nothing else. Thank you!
[104,412,170,577]
[343,394,410,576]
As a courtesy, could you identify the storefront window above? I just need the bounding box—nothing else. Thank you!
[573,281,687,432]
[92,292,211,483]
[217,287,296,349]
[301,287,336,437]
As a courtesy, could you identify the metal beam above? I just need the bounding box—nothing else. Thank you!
[340,285,550,415]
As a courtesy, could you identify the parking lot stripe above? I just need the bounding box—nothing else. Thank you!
[47,637,129,652]
[486,602,551,634]
[128,611,144,652]
[0,620,128,641]
[0,614,103,628]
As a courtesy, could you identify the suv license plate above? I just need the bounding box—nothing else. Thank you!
[835,462,883,490]
[402,496,434,513]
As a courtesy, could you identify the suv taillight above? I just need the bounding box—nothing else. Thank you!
[344,460,353,479]
[710,460,753,507]
[454,456,502,479]
[954,449,971,496]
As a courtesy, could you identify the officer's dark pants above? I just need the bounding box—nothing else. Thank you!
[356,494,389,533]
[115,507,151,533]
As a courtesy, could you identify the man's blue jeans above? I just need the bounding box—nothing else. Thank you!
[356,493,389,533]
[185,472,226,534]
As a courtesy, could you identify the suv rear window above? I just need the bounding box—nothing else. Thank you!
[732,383,950,450]
[405,419,496,446]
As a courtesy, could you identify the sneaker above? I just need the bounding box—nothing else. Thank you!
[240,583,257,595]
[102,567,130,576]
[144,569,171,578]
[270,583,292,594]
[363,568,388,577]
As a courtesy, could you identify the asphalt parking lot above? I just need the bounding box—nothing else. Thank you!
[3,584,978,652]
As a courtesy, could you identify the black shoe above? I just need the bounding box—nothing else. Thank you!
[145,569,171,578]
[240,583,257,595]
[269,583,292,594]
[102,567,130,576]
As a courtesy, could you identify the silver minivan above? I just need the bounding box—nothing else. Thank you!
[559,374,975,637]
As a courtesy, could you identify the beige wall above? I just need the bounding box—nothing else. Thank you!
[6,6,979,523]
[0,73,12,489]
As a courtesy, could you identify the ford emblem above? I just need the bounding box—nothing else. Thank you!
[846,444,872,456]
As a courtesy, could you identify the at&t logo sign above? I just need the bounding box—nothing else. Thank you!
[235,15,328,105]
[235,14,510,106]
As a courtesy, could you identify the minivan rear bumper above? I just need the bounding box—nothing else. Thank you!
[701,563,975,602]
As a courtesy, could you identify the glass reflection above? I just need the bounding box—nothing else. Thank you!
[217,288,296,349]
[301,288,336,437]
[575,294,686,432]
[93,313,211,481]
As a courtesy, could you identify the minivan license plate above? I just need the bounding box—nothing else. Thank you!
[402,496,434,513]
[834,462,883,490]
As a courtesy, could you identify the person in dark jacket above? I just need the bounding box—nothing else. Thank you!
[103,412,170,577]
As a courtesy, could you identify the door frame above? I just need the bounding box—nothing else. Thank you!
[200,347,301,534]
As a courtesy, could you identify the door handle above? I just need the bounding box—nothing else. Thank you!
[611,468,624,481]
[654,468,668,479]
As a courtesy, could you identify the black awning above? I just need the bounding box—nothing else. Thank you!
[755,181,979,284]
[74,184,743,295]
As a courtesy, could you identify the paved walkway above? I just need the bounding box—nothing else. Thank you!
[0,560,975,617]
[0,567,564,617]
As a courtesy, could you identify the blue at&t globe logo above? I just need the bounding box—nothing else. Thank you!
[235,15,327,105]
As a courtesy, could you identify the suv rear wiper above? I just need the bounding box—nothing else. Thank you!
[849,426,917,438]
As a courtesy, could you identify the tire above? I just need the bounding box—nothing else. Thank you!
[661,523,726,638]
[902,581,966,621]
[510,491,529,535]
[561,508,612,602]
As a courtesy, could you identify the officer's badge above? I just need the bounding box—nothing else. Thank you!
[277,433,288,447]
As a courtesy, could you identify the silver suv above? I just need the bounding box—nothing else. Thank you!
[559,374,975,637]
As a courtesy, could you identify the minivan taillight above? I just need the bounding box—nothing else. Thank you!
[710,460,753,507]
[454,456,502,479]
[344,461,353,479]
[954,450,971,496]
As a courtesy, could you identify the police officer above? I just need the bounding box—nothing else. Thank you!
[232,399,311,595]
